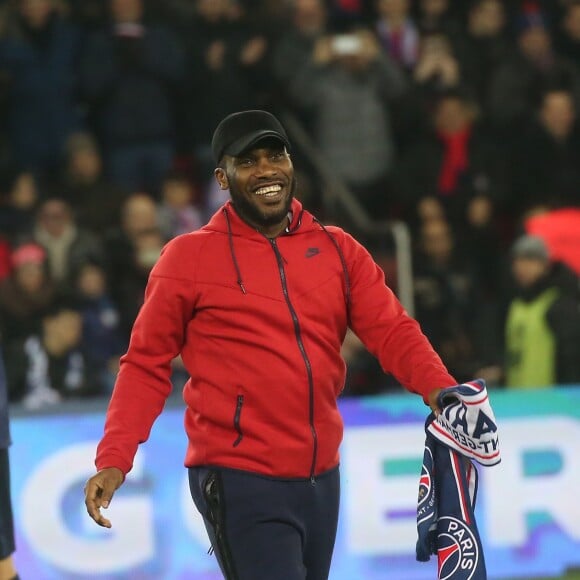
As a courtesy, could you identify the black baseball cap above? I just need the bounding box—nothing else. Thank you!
[211,110,291,164]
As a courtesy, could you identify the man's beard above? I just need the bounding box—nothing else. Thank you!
[230,176,297,228]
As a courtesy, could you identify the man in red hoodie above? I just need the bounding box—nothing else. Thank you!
[84,110,455,579]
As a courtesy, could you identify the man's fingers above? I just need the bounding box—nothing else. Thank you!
[85,489,112,528]
[86,502,112,528]
[84,482,111,526]
[100,486,115,509]
[428,387,443,416]
[85,478,113,507]
[94,511,112,528]
[84,471,123,528]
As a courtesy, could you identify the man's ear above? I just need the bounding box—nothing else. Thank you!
[214,167,229,190]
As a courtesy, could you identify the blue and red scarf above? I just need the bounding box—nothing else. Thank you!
[416,380,500,579]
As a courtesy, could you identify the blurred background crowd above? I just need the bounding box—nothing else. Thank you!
[1,0,580,409]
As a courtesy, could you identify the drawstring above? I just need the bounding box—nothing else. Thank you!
[314,219,352,320]
[222,208,351,313]
[223,208,247,294]
[285,209,303,233]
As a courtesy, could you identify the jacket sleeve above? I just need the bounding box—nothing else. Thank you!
[341,232,456,401]
[95,237,197,475]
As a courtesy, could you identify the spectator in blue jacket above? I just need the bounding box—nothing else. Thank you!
[80,0,185,194]
[0,0,82,175]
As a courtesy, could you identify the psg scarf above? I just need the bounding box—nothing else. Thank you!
[417,380,500,579]
[416,429,486,579]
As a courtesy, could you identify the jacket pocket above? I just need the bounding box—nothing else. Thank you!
[232,394,244,447]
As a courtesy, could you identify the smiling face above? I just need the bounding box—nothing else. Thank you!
[215,139,296,237]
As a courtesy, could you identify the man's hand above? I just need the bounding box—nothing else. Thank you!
[427,388,443,416]
[84,467,125,528]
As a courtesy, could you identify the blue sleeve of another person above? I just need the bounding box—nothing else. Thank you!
[0,349,10,449]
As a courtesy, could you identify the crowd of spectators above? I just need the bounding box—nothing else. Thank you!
[1,0,580,407]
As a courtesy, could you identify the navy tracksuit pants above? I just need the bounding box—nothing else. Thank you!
[188,466,340,580]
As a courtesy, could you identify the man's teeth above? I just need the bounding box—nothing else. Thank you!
[254,185,282,196]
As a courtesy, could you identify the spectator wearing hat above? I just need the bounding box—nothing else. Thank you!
[502,235,580,388]
[0,243,56,349]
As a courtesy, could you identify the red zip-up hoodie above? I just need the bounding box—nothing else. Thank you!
[96,199,455,479]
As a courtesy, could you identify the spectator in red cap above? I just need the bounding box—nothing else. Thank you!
[0,242,56,350]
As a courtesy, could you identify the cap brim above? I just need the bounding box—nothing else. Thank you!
[223,130,290,158]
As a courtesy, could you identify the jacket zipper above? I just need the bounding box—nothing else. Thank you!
[233,394,244,447]
[269,238,318,484]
